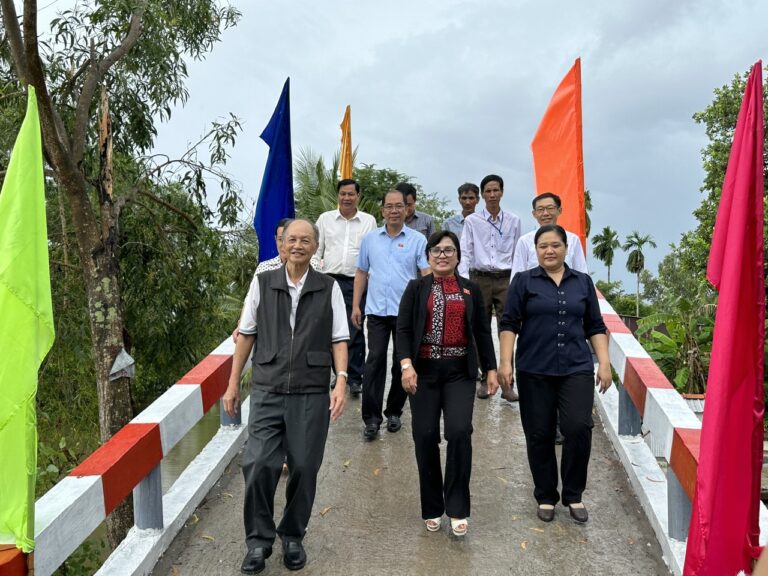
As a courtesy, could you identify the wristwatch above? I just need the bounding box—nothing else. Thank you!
[337,371,349,379]
[400,363,412,372]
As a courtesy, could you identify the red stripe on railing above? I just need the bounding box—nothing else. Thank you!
[669,427,701,502]
[177,354,233,413]
[71,423,163,515]
[622,357,675,416]
[0,549,26,576]
[603,314,632,335]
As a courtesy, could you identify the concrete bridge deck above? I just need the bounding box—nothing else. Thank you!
[154,389,670,576]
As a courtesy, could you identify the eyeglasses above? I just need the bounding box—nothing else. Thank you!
[429,247,457,257]
[383,203,405,211]
[534,205,559,214]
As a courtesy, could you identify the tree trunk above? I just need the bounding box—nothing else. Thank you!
[636,273,640,317]
[607,264,611,283]
[63,177,134,547]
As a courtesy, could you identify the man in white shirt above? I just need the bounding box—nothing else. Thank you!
[316,179,377,396]
[458,174,521,401]
[510,192,588,281]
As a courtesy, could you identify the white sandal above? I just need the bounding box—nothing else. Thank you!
[425,517,441,532]
[450,517,468,536]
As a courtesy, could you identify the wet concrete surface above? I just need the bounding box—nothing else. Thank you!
[154,383,670,576]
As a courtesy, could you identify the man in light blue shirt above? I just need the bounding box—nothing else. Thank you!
[442,182,480,238]
[352,189,430,440]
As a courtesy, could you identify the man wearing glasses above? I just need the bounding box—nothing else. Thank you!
[509,192,587,280]
[458,174,521,401]
[352,189,430,440]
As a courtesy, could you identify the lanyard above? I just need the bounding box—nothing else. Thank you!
[487,211,504,237]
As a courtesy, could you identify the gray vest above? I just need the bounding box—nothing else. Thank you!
[250,267,335,394]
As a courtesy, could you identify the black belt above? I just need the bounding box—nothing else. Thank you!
[470,269,511,279]
[328,273,355,281]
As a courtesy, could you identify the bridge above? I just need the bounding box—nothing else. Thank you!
[0,292,766,575]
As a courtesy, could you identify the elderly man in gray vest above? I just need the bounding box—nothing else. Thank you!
[224,219,349,574]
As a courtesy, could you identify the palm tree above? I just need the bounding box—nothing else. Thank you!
[622,231,657,316]
[591,226,620,282]
[584,189,593,238]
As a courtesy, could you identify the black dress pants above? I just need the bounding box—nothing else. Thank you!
[361,315,407,426]
[330,275,366,385]
[517,371,594,506]
[242,388,330,549]
[410,358,475,519]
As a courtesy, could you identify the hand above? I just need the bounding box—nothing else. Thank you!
[351,306,363,329]
[498,361,514,390]
[595,362,613,394]
[222,381,240,417]
[330,377,347,421]
[485,370,499,396]
[231,325,240,343]
[401,366,418,395]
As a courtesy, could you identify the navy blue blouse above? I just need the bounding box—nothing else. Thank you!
[500,265,607,376]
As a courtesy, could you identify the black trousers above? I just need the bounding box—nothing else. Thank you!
[361,315,407,426]
[517,371,594,506]
[410,358,475,519]
[242,388,330,549]
[330,275,366,385]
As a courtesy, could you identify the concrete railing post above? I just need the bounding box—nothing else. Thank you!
[134,463,163,530]
[666,467,692,541]
[220,397,242,427]
[618,384,642,436]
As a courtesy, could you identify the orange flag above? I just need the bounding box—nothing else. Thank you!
[531,58,585,251]
[339,105,352,179]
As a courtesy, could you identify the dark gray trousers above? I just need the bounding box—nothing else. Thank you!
[242,388,330,549]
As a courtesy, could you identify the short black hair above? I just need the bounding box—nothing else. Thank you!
[480,174,504,192]
[425,230,461,263]
[532,192,561,210]
[457,182,479,197]
[337,178,360,194]
[534,224,568,246]
[395,182,417,200]
[381,189,407,205]
[275,217,292,236]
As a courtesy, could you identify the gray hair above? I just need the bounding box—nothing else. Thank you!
[281,218,319,243]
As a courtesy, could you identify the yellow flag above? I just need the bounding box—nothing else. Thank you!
[339,105,352,179]
[0,87,54,552]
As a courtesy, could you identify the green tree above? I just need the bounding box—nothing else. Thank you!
[584,189,592,238]
[591,226,620,282]
[595,279,654,318]
[622,231,657,317]
[0,0,241,545]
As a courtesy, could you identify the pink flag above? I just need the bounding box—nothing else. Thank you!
[684,61,765,575]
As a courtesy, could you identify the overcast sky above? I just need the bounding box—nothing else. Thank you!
[138,0,766,286]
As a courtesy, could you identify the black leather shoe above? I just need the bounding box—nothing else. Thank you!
[537,505,555,522]
[282,540,307,571]
[568,504,589,523]
[241,546,272,575]
[363,423,379,441]
[476,382,489,399]
[349,381,362,397]
[386,415,402,433]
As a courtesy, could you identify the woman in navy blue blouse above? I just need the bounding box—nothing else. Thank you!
[498,224,612,524]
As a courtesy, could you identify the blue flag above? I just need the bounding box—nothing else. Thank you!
[254,78,295,261]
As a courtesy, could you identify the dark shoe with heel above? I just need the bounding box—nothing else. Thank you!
[537,505,555,522]
[283,540,307,571]
[568,503,589,523]
[349,381,362,397]
[241,546,272,575]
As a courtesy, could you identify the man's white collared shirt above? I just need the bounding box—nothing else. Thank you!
[239,268,349,340]
[317,209,377,276]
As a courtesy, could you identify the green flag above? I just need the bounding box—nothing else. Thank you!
[0,87,54,553]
